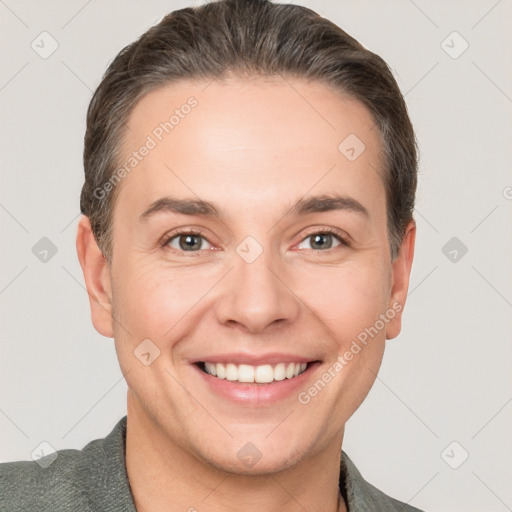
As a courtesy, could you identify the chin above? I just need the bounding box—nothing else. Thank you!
[204,449,304,477]
[191,431,313,477]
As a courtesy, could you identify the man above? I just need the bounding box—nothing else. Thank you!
[0,0,422,510]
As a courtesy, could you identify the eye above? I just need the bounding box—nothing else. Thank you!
[296,229,348,251]
[163,230,214,253]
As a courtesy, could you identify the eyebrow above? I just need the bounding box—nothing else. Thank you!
[138,193,369,223]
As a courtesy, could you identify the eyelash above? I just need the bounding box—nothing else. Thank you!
[160,227,350,256]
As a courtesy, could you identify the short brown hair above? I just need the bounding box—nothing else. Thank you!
[80,0,418,262]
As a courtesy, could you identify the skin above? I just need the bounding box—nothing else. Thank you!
[76,76,415,512]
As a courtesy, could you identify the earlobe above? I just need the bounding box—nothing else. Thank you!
[76,215,114,338]
[385,220,416,340]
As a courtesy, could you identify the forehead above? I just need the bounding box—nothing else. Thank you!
[116,76,385,218]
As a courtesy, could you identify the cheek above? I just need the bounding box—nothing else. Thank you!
[296,260,391,347]
[112,260,222,342]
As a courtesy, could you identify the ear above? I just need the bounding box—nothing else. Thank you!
[385,220,416,340]
[76,215,114,338]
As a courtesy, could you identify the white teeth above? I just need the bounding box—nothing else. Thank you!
[285,363,295,379]
[255,364,274,383]
[238,364,255,382]
[225,363,238,381]
[202,361,308,383]
[274,363,286,381]
[204,362,217,376]
[216,363,226,379]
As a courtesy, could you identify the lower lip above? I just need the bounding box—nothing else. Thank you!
[192,362,321,405]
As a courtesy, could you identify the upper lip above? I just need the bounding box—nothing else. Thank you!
[191,352,319,366]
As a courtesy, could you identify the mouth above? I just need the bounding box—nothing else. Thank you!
[191,353,322,405]
[196,361,310,384]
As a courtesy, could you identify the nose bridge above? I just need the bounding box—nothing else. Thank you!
[213,235,300,333]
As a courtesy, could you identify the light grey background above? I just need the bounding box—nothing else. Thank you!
[1,1,511,511]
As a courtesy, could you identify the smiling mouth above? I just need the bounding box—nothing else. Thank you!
[196,361,313,384]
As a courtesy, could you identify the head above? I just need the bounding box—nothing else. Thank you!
[77,0,417,474]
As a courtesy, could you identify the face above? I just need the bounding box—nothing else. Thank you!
[79,76,415,475]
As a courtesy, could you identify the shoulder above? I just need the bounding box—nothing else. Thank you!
[0,417,133,512]
[0,446,96,511]
[341,451,425,512]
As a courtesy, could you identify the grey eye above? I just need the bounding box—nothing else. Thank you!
[167,233,212,252]
[297,232,342,251]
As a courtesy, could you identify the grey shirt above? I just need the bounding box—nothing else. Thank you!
[0,416,424,511]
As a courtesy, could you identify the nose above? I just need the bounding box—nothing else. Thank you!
[213,245,301,334]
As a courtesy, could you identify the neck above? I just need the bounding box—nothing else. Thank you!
[125,392,347,512]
